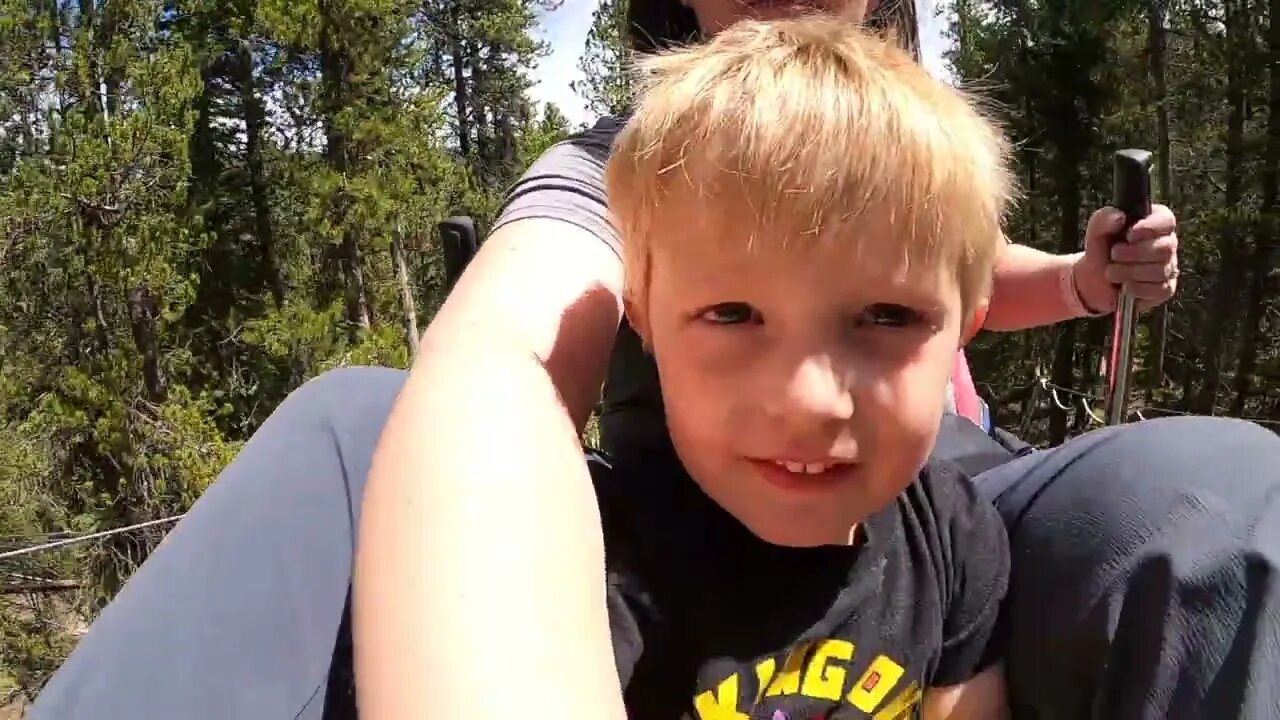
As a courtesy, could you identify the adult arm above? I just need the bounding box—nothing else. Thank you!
[354,121,631,719]
[981,243,1080,332]
[355,221,626,719]
[923,666,1010,720]
[982,205,1179,332]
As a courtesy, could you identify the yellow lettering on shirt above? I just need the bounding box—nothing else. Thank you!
[691,638,916,718]
[693,673,750,720]
[799,638,855,701]
[753,657,777,704]
[763,641,812,697]
[847,654,906,712]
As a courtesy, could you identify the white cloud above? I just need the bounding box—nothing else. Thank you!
[527,1,956,128]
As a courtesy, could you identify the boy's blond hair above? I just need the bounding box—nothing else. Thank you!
[605,16,1015,330]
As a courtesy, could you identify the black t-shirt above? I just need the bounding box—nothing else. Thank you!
[590,451,1010,720]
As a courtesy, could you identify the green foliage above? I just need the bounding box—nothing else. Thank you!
[0,0,570,702]
[573,0,635,118]
[951,0,1280,442]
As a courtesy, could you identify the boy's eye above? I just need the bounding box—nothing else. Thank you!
[858,303,924,328]
[697,302,761,325]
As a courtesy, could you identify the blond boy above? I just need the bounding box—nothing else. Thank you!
[591,15,1013,720]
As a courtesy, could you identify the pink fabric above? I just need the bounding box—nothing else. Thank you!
[951,349,982,425]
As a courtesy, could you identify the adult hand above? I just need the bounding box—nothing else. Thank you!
[1074,204,1179,314]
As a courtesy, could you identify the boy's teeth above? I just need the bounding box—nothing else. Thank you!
[778,461,830,474]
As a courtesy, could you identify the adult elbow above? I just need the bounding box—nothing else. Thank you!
[412,218,625,428]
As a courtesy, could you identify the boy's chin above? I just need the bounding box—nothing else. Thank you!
[699,480,887,548]
[740,515,858,549]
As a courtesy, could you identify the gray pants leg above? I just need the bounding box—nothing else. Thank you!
[976,416,1280,719]
[28,366,408,720]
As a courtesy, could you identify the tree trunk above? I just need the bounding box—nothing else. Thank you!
[1145,0,1171,393]
[392,225,420,357]
[449,7,471,158]
[232,40,286,306]
[127,285,166,404]
[320,1,372,335]
[1230,0,1280,416]
[1191,0,1250,415]
[470,42,489,176]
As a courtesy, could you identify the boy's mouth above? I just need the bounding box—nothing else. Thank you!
[747,457,858,492]
[773,459,847,474]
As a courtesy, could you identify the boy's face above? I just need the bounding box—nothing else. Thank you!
[640,216,967,548]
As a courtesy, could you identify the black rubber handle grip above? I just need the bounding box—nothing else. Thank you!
[1113,149,1154,238]
[438,216,479,292]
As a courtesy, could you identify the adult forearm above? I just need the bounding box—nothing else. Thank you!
[354,336,627,720]
[983,244,1088,332]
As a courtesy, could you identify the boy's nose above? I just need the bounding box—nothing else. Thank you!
[768,355,856,427]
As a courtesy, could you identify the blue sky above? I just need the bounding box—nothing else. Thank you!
[529,0,598,127]
[528,1,955,128]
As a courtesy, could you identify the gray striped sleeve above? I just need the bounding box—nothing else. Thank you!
[491,116,626,259]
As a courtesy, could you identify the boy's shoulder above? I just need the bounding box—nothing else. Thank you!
[897,458,1009,614]
[901,457,1004,550]
[897,459,1010,689]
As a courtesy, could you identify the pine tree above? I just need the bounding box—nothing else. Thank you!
[573,0,634,117]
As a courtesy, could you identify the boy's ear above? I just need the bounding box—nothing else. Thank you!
[962,299,990,347]
[623,296,652,349]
